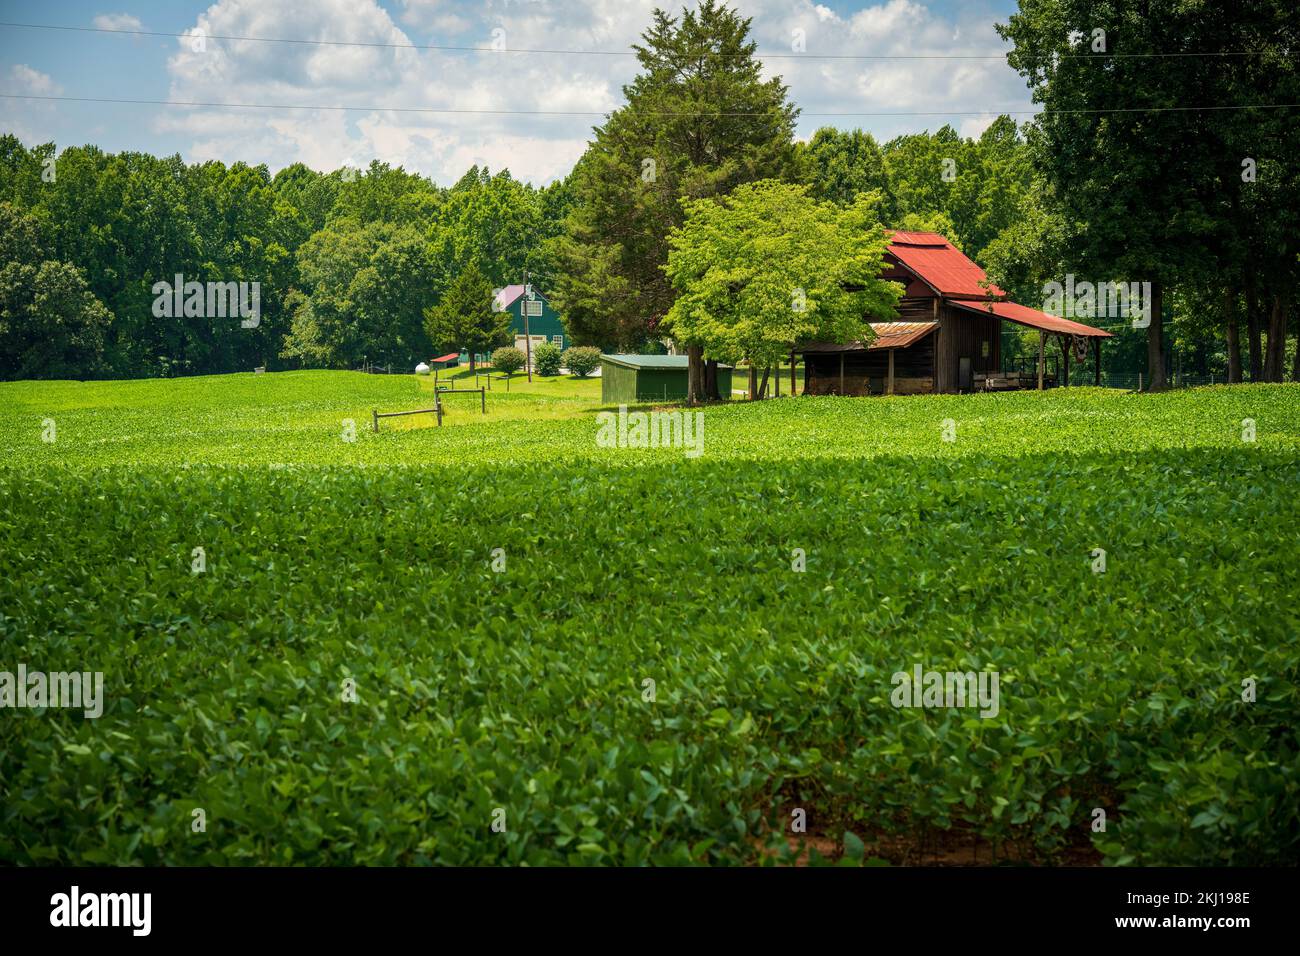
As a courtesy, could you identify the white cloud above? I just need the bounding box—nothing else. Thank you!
[92,13,145,32]
[7,64,61,95]
[154,0,1033,185]
[0,65,63,142]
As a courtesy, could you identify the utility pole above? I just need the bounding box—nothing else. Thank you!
[523,268,533,382]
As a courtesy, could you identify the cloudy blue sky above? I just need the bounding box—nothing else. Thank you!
[0,0,1034,186]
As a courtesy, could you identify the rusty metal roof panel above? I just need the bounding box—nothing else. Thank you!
[867,321,940,349]
[951,300,1113,337]
[800,322,939,353]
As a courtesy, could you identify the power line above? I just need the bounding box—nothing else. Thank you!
[3,92,1298,118]
[0,20,1290,61]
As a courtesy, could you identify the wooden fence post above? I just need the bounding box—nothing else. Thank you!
[1037,332,1045,390]
[372,409,378,433]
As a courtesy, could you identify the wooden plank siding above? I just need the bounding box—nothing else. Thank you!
[935,303,1000,393]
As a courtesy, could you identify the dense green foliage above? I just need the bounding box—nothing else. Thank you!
[423,260,511,372]
[549,0,800,352]
[0,138,566,380]
[800,117,1033,270]
[2,373,1298,865]
[997,0,1300,387]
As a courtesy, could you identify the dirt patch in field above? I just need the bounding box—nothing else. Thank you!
[759,793,1105,867]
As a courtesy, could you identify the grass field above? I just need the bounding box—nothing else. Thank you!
[2,371,1298,865]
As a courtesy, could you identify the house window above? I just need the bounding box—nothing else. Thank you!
[525,300,543,317]
[552,335,563,346]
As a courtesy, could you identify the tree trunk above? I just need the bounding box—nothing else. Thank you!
[757,365,771,399]
[1146,282,1167,391]
[704,359,720,401]
[1225,290,1241,384]
[1246,279,1263,382]
[747,363,757,400]
[1265,294,1288,382]
[686,344,704,405]
[1293,314,1300,382]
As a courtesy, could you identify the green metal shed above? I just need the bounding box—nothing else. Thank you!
[600,354,734,404]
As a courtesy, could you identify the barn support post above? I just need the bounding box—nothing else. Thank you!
[1062,335,1070,387]
[790,348,797,396]
[1037,331,1045,390]
[887,348,895,395]
[1094,339,1101,386]
[839,352,845,395]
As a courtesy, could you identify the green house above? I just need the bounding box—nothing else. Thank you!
[472,284,568,364]
[600,354,734,404]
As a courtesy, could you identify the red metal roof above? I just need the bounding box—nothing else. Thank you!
[432,352,461,363]
[887,231,1004,299]
[950,300,1113,338]
[800,322,939,353]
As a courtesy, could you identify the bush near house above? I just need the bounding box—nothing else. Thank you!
[533,342,563,376]
[562,346,601,378]
[492,346,526,376]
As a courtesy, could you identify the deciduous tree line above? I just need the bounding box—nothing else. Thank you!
[0,142,569,380]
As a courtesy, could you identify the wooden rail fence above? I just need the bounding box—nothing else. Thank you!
[371,386,486,431]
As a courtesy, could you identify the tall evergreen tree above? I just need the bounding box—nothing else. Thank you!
[423,260,511,371]
[549,0,799,402]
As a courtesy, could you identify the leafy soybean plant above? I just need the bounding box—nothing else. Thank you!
[0,374,1298,865]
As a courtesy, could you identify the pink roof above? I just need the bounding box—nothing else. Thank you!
[492,284,527,312]
[887,231,1005,299]
[950,299,1113,338]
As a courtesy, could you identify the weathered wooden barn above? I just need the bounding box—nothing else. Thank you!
[800,231,1113,395]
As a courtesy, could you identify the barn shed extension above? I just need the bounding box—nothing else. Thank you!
[800,231,1112,395]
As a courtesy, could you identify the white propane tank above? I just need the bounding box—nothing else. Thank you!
[415,362,431,375]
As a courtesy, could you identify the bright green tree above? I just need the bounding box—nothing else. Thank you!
[661,180,901,397]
